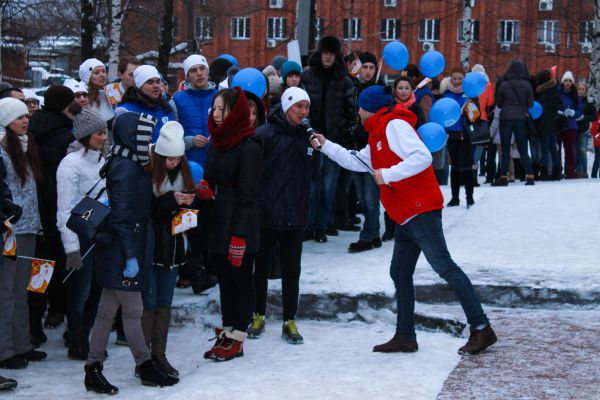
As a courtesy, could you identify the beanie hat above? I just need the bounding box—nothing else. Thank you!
[44,85,74,114]
[63,78,88,94]
[154,121,185,157]
[268,75,282,96]
[22,88,41,102]
[359,52,378,66]
[0,97,29,128]
[281,87,310,114]
[79,58,105,84]
[0,82,13,97]
[209,58,233,85]
[183,54,209,77]
[561,71,575,84]
[134,65,161,89]
[73,109,107,140]
[262,65,278,77]
[472,64,490,83]
[271,55,287,71]
[318,36,342,54]
[358,85,394,114]
[281,61,302,81]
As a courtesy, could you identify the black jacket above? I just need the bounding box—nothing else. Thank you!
[496,60,534,121]
[0,155,20,225]
[577,97,597,134]
[204,137,263,254]
[256,105,314,230]
[535,78,562,137]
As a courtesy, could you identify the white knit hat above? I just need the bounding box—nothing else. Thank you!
[281,87,310,114]
[79,58,105,84]
[155,121,185,157]
[0,97,29,128]
[561,71,575,84]
[183,54,209,77]
[63,78,88,94]
[134,65,161,89]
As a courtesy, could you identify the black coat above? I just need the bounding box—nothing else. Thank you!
[535,79,562,137]
[204,137,263,254]
[95,156,154,291]
[256,105,314,230]
[0,155,19,224]
[577,97,597,134]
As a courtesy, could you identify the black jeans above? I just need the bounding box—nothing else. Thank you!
[213,252,255,332]
[254,228,303,320]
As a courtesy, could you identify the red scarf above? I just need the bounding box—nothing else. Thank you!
[394,93,416,110]
[208,87,255,151]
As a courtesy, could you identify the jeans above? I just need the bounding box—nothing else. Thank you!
[309,154,341,231]
[540,133,559,169]
[557,129,577,178]
[500,119,532,176]
[485,141,497,181]
[528,135,543,164]
[390,210,488,340]
[353,172,381,241]
[142,265,179,310]
[64,240,101,342]
[576,132,590,173]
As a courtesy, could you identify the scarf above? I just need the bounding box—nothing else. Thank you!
[153,170,184,197]
[447,81,463,94]
[110,113,154,166]
[395,93,416,110]
[208,87,255,151]
[0,131,29,152]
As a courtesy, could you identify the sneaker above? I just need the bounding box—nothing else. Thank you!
[0,376,17,391]
[17,349,46,362]
[211,330,245,361]
[282,320,304,344]
[0,356,27,370]
[203,327,228,359]
[348,240,374,253]
[84,362,119,395]
[247,314,265,339]
[115,335,128,346]
[446,198,460,207]
[44,311,64,329]
[372,237,382,248]
[373,335,418,353]
[458,325,497,355]
[314,230,327,243]
[139,357,179,387]
[325,227,339,236]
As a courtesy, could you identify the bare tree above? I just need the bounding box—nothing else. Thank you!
[589,0,600,105]
[460,0,474,70]
[107,0,129,80]
[157,0,174,76]
[81,0,95,59]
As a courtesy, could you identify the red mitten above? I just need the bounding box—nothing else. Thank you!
[196,179,214,200]
[227,236,246,268]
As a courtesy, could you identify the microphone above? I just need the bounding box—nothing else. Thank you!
[301,117,321,150]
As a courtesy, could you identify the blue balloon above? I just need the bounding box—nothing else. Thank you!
[231,68,267,98]
[216,54,239,67]
[463,72,487,98]
[418,122,448,152]
[188,161,204,185]
[528,101,543,120]
[383,41,409,71]
[429,98,461,127]
[419,50,445,78]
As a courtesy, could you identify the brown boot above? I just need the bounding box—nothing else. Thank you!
[458,325,497,355]
[152,307,178,377]
[141,309,155,347]
[373,335,418,353]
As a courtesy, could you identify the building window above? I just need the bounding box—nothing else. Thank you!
[231,17,250,40]
[383,0,397,6]
[267,17,287,40]
[380,19,401,41]
[315,17,324,41]
[498,20,520,43]
[418,19,440,42]
[343,18,362,41]
[269,0,283,8]
[194,16,214,40]
[538,0,553,10]
[457,19,479,43]
[537,20,560,44]
[580,20,593,44]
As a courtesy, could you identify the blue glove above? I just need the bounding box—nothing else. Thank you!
[123,258,139,278]
[564,108,575,117]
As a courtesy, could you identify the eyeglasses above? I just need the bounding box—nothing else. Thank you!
[24,99,39,106]
[75,93,88,98]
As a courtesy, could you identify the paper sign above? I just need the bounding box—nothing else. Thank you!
[465,99,481,123]
[27,258,55,293]
[105,82,123,105]
[350,59,362,78]
[171,209,198,235]
[2,221,16,257]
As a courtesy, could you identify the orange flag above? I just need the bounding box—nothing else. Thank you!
[171,209,198,235]
[27,258,55,293]
[2,221,16,258]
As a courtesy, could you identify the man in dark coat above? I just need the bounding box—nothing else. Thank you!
[301,36,356,243]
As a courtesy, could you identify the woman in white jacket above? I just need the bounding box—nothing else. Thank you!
[78,59,115,126]
[56,109,108,360]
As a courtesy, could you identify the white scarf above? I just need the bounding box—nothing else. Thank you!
[153,171,184,197]
[0,131,29,152]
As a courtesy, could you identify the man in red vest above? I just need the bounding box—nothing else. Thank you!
[310,85,496,355]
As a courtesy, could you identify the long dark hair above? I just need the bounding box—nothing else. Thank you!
[149,152,194,192]
[2,128,43,186]
[213,88,239,114]
[563,80,579,104]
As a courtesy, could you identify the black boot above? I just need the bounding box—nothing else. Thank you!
[463,170,474,208]
[448,168,461,206]
[472,170,480,187]
[538,165,548,181]
[550,166,562,181]
[0,376,17,391]
[139,357,179,387]
[84,362,119,394]
[381,212,396,242]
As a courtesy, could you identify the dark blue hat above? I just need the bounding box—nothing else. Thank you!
[358,85,394,113]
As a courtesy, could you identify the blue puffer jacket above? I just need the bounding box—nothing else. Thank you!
[559,88,583,131]
[119,88,175,143]
[173,83,216,166]
[442,89,468,132]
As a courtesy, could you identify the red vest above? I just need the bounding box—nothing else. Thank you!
[366,105,444,224]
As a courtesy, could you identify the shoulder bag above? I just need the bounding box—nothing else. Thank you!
[66,179,111,242]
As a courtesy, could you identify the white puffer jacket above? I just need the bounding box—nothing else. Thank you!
[56,147,106,254]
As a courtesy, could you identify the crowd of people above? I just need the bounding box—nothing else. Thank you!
[0,33,596,393]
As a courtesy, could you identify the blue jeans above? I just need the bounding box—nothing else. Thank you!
[576,132,589,173]
[500,119,533,176]
[529,135,543,164]
[390,210,489,340]
[540,133,559,168]
[142,266,179,310]
[353,172,381,241]
[309,154,341,231]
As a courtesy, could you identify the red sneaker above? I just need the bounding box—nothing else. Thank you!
[210,330,246,362]
[203,327,229,360]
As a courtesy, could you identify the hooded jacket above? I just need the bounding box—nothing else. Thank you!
[496,60,534,121]
[119,87,175,143]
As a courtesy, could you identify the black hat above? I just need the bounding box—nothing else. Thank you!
[318,36,342,54]
[359,52,377,66]
[44,86,75,114]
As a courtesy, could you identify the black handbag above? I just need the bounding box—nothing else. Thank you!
[466,120,490,145]
[66,179,111,242]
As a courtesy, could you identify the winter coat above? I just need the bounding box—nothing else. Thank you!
[204,137,263,255]
[0,154,19,223]
[29,108,75,247]
[441,90,468,132]
[496,81,533,121]
[88,89,115,123]
[172,83,217,166]
[255,105,314,230]
[558,88,583,131]
[535,78,562,137]
[577,96,597,134]
[301,54,356,143]
[119,88,175,143]
[0,146,40,235]
[56,147,106,254]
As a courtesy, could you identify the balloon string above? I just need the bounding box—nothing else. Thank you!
[375,58,384,83]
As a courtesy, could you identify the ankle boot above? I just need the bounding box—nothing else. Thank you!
[448,168,461,206]
[139,356,179,387]
[550,166,562,181]
[204,327,230,359]
[381,212,396,242]
[211,330,246,361]
[151,307,178,378]
[538,164,548,180]
[463,170,474,203]
[373,335,418,353]
[84,362,119,394]
[525,175,535,185]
